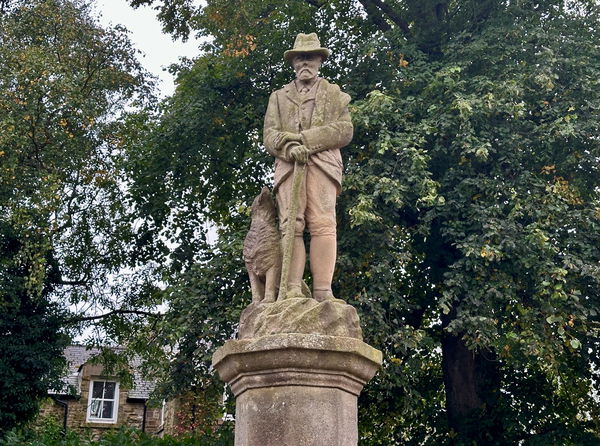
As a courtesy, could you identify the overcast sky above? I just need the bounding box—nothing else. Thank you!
[94,0,203,97]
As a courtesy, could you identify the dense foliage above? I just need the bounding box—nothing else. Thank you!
[0,0,155,433]
[0,225,67,435]
[1,419,233,446]
[124,0,600,444]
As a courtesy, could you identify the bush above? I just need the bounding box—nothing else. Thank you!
[0,416,91,446]
[0,418,234,446]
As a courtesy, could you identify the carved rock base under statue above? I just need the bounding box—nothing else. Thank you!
[212,333,382,446]
[239,297,363,340]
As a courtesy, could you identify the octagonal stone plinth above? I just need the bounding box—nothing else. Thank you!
[212,333,382,446]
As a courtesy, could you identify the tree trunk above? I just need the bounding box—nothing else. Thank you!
[441,331,503,444]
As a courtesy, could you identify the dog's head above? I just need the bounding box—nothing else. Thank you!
[251,187,277,219]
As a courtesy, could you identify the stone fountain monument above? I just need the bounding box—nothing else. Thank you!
[212,33,382,446]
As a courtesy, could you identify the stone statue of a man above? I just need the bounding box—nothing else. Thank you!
[263,33,353,302]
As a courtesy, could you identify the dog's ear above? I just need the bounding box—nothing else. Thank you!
[257,187,271,205]
[256,192,265,206]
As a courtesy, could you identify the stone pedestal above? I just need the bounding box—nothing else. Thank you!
[212,333,382,446]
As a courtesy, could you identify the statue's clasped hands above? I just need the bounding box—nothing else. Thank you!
[289,145,310,164]
[279,132,310,164]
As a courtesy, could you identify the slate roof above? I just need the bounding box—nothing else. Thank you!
[49,345,155,400]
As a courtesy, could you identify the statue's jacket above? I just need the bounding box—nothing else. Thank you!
[263,78,353,195]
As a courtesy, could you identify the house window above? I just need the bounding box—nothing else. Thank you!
[87,380,119,423]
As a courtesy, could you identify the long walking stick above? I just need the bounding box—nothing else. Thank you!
[277,160,306,300]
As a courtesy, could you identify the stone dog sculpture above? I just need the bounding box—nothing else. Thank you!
[243,187,311,303]
[243,187,281,303]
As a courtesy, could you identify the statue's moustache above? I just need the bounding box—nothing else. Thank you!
[298,67,315,76]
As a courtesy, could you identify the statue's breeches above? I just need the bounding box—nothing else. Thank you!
[276,163,337,237]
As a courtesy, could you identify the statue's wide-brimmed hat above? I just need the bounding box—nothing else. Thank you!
[284,33,330,65]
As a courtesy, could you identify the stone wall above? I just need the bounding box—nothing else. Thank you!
[38,398,66,423]
[144,402,164,434]
[162,397,181,436]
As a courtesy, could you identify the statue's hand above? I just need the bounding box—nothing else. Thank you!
[279,132,302,148]
[290,145,310,164]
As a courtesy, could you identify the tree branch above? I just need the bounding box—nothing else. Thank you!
[66,309,162,323]
[357,0,391,32]
[368,0,411,35]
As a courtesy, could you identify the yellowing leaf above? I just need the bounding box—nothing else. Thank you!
[541,164,555,174]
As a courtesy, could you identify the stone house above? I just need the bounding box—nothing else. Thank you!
[38,346,176,437]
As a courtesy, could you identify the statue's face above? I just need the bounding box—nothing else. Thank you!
[293,53,322,82]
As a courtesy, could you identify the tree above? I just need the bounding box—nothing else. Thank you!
[0,224,68,435]
[0,0,156,432]
[125,0,600,444]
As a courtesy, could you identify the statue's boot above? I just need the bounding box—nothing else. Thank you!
[310,234,336,302]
